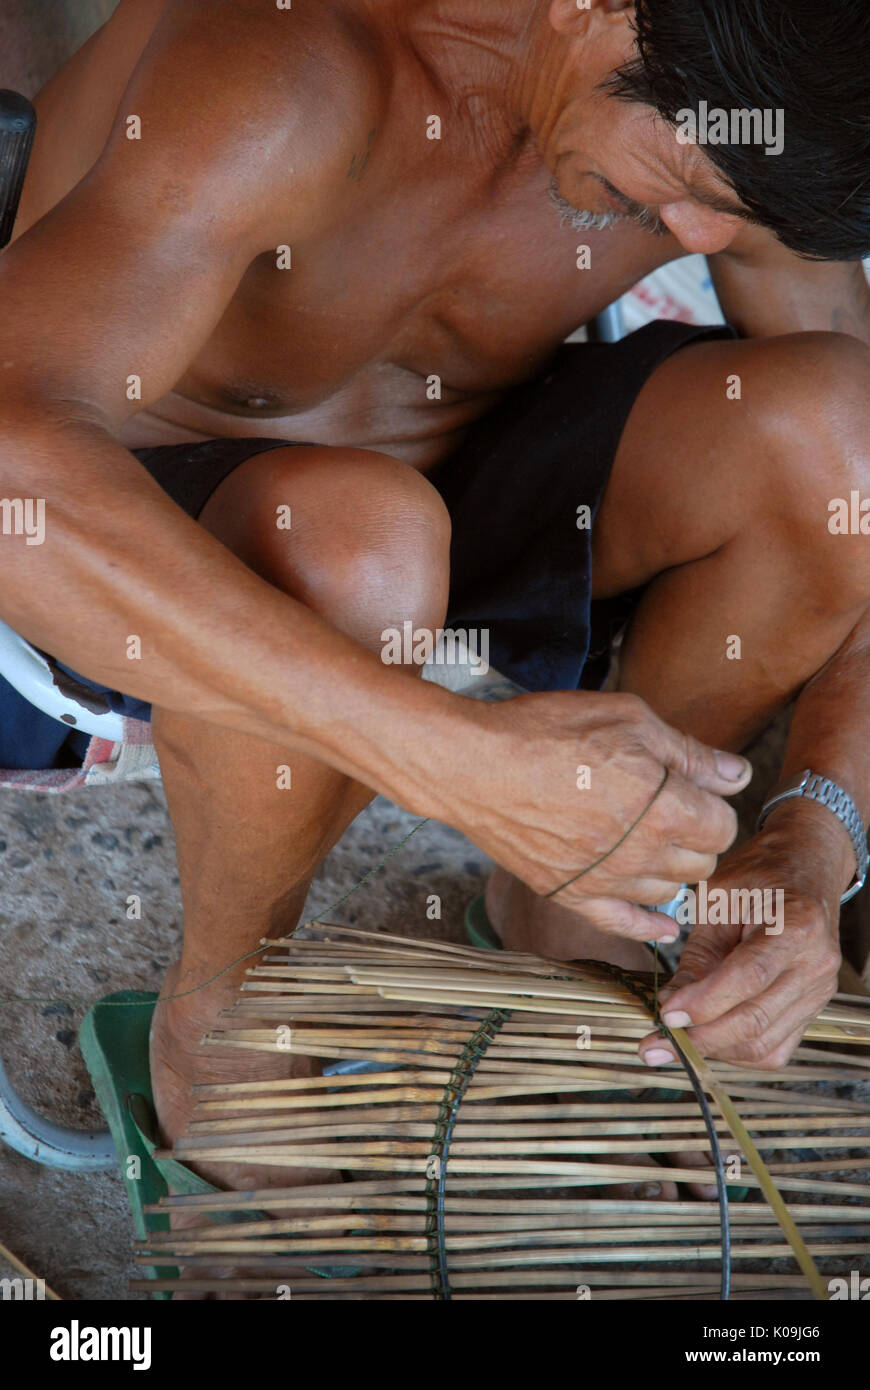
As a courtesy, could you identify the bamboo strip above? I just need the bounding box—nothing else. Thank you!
[133,1239,870,1266]
[138,927,870,1300]
[172,1131,868,1156]
[187,1103,861,1134]
[0,1239,61,1301]
[673,1028,831,1301]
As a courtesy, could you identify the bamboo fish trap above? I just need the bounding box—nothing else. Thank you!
[134,924,870,1300]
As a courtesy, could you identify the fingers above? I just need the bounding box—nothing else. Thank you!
[644,715,753,796]
[661,934,781,1028]
[681,983,817,1066]
[660,925,840,1037]
[650,845,719,887]
[645,769,740,862]
[579,771,737,899]
[639,1015,807,1072]
[553,894,680,942]
[641,944,839,1069]
[656,920,744,1017]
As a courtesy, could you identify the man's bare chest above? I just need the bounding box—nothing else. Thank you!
[172,157,676,429]
[19,0,678,461]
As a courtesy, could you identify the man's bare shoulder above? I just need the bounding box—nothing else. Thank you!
[102,0,386,236]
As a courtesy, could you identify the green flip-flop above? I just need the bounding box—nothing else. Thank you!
[80,990,363,1295]
[465,892,503,951]
[463,895,750,1202]
[79,990,243,1297]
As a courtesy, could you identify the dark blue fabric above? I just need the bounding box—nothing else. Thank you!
[428,319,736,692]
[0,438,294,771]
[0,672,90,769]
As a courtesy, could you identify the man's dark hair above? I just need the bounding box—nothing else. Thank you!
[608,0,870,261]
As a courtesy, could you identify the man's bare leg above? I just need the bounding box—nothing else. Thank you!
[148,443,451,1193]
[492,332,870,944]
[486,330,870,1196]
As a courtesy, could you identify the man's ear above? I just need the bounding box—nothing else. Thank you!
[549,0,634,37]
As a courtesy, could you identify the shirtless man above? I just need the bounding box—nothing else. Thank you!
[2,0,870,1205]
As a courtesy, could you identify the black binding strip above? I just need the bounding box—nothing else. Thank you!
[583,958,731,1301]
[425,1008,511,1300]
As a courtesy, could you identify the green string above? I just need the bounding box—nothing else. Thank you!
[0,762,671,1014]
[544,768,670,900]
[0,816,431,1012]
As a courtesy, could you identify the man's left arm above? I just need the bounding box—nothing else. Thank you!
[644,611,870,1069]
[640,236,870,1069]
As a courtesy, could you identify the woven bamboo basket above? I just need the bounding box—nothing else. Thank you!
[134,925,870,1300]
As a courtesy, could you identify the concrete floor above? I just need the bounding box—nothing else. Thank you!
[1,0,868,1304]
[0,781,492,1299]
[0,702,819,1301]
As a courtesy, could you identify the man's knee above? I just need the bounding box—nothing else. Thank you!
[741,331,870,603]
[746,331,870,487]
[201,444,452,652]
[754,324,867,417]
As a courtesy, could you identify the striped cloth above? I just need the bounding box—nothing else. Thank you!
[0,716,160,795]
[0,643,519,795]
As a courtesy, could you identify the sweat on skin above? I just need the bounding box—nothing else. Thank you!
[0,0,868,1217]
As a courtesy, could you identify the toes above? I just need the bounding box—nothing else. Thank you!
[665,1148,719,1200]
[604,1154,680,1202]
[683,1180,720,1201]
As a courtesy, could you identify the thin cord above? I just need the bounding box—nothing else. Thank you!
[545,768,670,899]
[1,763,672,1010]
[589,957,732,1302]
[0,816,432,1011]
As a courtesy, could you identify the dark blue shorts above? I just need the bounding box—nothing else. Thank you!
[0,319,735,770]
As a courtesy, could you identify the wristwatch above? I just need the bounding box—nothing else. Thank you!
[757,769,869,905]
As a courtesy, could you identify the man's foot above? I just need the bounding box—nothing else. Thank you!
[484,869,718,1201]
[148,961,338,1296]
[150,962,328,1178]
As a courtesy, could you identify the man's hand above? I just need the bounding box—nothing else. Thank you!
[638,806,850,1070]
[440,690,750,934]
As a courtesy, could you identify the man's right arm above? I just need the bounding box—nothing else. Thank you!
[0,9,747,921]
[0,9,403,744]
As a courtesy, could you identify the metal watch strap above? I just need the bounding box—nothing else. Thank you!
[757,769,869,905]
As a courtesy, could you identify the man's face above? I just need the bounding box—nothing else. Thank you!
[543,4,751,254]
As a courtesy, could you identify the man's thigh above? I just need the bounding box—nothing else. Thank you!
[592,330,869,600]
[428,319,737,693]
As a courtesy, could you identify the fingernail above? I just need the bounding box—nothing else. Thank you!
[715,750,751,782]
[634,1183,662,1200]
[662,1010,693,1028]
[654,933,678,944]
[643,1048,675,1067]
